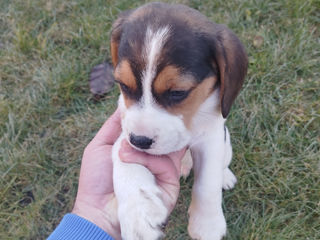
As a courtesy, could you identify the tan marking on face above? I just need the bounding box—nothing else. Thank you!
[114,60,137,108]
[167,76,217,128]
[114,60,137,91]
[153,65,196,94]
[110,40,119,67]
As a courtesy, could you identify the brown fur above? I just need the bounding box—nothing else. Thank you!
[111,40,119,66]
[210,29,248,117]
[114,60,137,91]
[153,66,196,94]
[167,76,217,128]
[114,60,137,108]
[110,10,133,66]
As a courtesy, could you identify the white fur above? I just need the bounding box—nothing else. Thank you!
[112,27,236,239]
[187,91,236,240]
[114,90,236,239]
[112,133,168,240]
[121,97,191,155]
[142,26,170,106]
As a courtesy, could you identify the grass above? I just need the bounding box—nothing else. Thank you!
[0,0,319,239]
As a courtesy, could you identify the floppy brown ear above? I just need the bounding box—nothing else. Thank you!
[209,25,248,118]
[110,10,132,67]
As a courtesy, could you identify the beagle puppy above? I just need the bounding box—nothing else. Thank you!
[110,2,248,240]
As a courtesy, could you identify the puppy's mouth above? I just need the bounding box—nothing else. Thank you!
[128,143,161,155]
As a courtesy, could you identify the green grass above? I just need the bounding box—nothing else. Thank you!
[0,0,319,239]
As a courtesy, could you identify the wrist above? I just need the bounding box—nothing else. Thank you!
[72,197,120,240]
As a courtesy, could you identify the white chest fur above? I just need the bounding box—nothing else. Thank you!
[112,90,237,240]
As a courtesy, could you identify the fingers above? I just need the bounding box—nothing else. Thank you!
[119,140,186,213]
[92,108,122,145]
[167,148,187,173]
[119,141,183,184]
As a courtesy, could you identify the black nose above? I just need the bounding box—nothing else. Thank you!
[129,133,153,149]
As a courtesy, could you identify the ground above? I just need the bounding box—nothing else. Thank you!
[0,0,319,239]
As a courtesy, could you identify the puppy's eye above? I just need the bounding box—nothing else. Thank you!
[119,82,131,94]
[167,90,190,102]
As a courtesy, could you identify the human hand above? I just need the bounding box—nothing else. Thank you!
[72,108,122,239]
[72,108,186,239]
[119,140,186,214]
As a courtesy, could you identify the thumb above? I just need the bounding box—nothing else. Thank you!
[91,108,122,145]
[119,140,182,184]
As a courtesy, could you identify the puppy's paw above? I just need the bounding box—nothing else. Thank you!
[188,209,226,240]
[119,187,168,240]
[222,168,237,190]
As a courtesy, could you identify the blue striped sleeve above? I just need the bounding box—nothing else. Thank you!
[47,213,114,240]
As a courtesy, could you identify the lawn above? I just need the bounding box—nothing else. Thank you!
[0,0,319,239]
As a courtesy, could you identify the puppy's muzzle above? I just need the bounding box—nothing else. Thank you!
[129,133,154,150]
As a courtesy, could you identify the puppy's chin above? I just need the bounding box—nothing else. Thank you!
[144,145,187,155]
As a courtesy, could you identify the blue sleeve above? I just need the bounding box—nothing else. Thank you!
[47,213,114,240]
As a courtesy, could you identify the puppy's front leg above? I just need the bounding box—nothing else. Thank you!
[112,133,168,240]
[188,126,229,240]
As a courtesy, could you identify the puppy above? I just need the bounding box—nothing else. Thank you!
[110,2,248,240]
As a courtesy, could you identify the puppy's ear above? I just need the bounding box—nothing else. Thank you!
[110,10,132,67]
[208,25,248,118]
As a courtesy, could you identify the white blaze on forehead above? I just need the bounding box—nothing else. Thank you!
[142,26,170,106]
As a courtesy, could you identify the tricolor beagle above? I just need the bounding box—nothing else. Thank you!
[110,2,248,239]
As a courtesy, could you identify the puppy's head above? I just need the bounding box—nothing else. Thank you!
[111,3,248,154]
